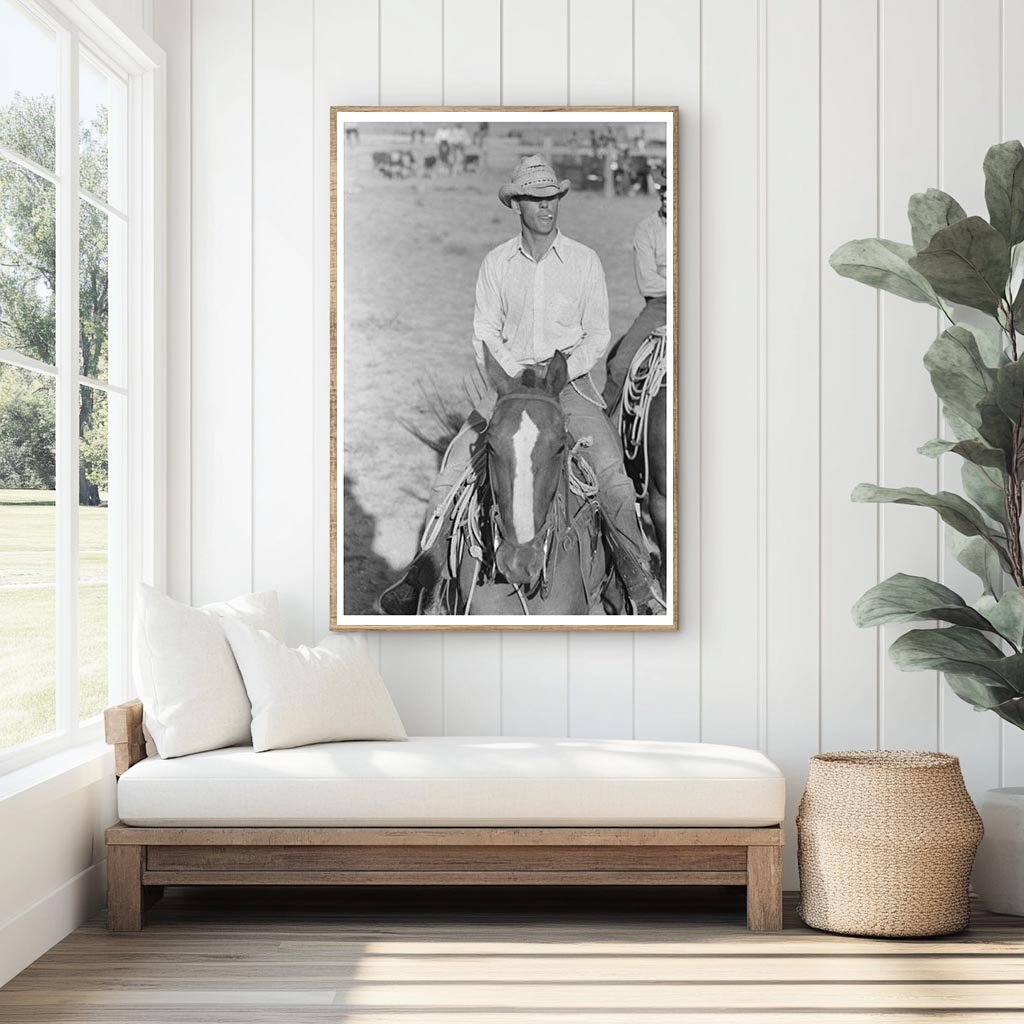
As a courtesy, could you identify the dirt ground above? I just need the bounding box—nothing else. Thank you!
[340,139,665,613]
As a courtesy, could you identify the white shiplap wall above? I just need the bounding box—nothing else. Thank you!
[153,0,1024,884]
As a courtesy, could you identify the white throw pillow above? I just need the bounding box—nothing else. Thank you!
[133,584,283,758]
[223,622,407,752]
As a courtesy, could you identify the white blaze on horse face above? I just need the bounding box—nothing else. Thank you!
[511,409,540,543]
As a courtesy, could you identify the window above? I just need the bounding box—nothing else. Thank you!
[0,0,161,772]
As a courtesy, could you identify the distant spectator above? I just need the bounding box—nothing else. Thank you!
[434,125,452,174]
[450,123,470,173]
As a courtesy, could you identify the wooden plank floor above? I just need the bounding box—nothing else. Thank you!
[3,886,1024,1022]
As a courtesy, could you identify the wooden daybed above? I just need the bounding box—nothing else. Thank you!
[104,700,785,932]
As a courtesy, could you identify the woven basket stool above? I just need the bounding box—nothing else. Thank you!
[797,751,983,937]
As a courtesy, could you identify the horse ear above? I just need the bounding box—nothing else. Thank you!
[545,350,569,395]
[483,345,516,396]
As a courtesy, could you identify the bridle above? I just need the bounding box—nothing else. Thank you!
[483,391,571,601]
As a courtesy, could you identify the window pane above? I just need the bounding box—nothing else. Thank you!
[0,0,57,173]
[80,203,124,383]
[79,384,110,723]
[79,51,125,209]
[0,362,56,750]
[0,158,56,364]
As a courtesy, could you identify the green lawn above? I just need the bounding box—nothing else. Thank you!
[0,489,109,751]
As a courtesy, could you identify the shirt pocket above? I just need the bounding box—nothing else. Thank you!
[552,294,579,327]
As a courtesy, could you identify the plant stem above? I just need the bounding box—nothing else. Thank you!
[1006,309,1024,587]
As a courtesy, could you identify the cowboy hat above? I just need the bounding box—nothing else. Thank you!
[498,154,571,208]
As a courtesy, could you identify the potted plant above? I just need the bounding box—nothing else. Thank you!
[831,140,1024,913]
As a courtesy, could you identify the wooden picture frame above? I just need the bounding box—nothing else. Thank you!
[330,107,679,630]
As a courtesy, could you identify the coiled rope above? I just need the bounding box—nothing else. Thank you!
[618,328,667,499]
[419,438,600,615]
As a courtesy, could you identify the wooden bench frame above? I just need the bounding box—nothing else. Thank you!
[104,700,784,932]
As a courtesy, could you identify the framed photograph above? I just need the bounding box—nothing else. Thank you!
[330,107,678,630]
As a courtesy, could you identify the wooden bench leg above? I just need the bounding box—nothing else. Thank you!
[746,845,783,932]
[107,845,145,931]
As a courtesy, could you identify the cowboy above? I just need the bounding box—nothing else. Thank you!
[380,155,663,616]
[603,166,668,410]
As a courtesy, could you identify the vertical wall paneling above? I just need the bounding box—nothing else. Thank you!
[442,0,500,106]
[443,638,501,734]
[567,0,632,104]
[375,0,445,731]
[565,0,635,738]
[166,0,1020,882]
[877,0,941,751]
[379,633,445,735]
[764,0,821,882]
[498,0,572,734]
[440,0,504,734]
[253,0,315,646]
[501,0,569,104]
[698,0,760,749]
[189,0,253,605]
[819,0,879,752]
[631,0,701,742]
[153,0,190,604]
[567,632,634,739]
[502,633,569,736]
[380,0,443,106]
[312,0,380,660]
[938,0,1002,795]
[1001,0,1024,785]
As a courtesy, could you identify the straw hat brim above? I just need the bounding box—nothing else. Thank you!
[499,180,571,208]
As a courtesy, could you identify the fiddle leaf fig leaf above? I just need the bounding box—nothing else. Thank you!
[942,407,983,442]
[909,216,1011,315]
[993,357,1024,423]
[978,392,1016,458]
[950,532,1004,596]
[918,437,1007,471]
[908,188,968,251]
[852,573,994,630]
[943,671,1023,713]
[923,325,997,427]
[889,627,1024,705]
[969,322,1012,368]
[852,483,1012,573]
[984,140,1024,246]
[962,461,1009,528]
[977,589,1024,650]
[1008,241,1024,306]
[830,238,943,307]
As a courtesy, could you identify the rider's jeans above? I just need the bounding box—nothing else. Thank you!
[426,376,652,588]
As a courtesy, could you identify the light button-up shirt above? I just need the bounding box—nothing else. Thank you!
[472,230,611,382]
[634,211,667,299]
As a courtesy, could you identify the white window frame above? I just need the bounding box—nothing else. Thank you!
[0,0,164,776]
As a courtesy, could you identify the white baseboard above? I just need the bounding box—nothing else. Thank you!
[0,859,107,987]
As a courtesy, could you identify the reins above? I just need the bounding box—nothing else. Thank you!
[420,391,602,615]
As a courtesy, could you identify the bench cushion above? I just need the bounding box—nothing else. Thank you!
[116,736,786,827]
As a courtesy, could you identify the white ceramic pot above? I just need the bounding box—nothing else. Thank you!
[973,787,1024,916]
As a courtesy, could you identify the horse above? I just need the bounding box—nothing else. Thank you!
[423,351,620,616]
[615,327,668,591]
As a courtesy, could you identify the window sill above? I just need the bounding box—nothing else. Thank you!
[0,739,113,816]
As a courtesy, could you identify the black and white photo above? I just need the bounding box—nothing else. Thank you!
[330,108,678,629]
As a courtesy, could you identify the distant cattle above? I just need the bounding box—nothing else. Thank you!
[372,150,416,179]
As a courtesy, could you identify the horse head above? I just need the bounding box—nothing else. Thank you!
[482,348,570,590]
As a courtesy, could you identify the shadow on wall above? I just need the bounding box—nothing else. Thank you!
[343,474,398,615]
